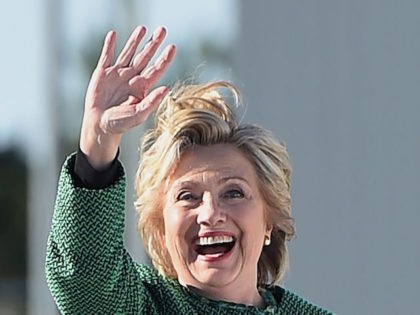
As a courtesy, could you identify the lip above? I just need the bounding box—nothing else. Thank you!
[192,230,237,263]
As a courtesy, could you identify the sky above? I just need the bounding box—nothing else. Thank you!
[0,0,237,156]
[0,1,45,150]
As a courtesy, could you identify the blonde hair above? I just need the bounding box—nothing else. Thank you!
[135,81,295,285]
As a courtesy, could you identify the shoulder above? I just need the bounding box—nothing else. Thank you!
[136,264,163,284]
[136,264,180,295]
[134,265,201,313]
[264,285,335,315]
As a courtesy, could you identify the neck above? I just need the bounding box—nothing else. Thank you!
[180,281,265,307]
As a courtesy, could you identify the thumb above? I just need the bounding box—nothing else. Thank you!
[133,86,169,124]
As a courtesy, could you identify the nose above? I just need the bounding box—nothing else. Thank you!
[196,192,226,226]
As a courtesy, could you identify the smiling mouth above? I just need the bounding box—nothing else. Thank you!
[194,236,236,256]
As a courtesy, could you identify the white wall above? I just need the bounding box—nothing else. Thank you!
[234,1,420,314]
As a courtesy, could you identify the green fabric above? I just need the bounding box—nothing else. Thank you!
[46,154,334,314]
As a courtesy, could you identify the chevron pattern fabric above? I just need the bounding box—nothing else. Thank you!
[45,154,333,314]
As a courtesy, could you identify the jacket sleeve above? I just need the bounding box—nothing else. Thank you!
[45,153,145,314]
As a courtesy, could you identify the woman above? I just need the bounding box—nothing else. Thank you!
[46,26,333,314]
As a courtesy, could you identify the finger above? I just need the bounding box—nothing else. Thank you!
[140,44,176,86]
[128,45,175,96]
[97,31,116,69]
[132,26,167,72]
[100,98,138,134]
[115,26,147,67]
[134,86,168,124]
[100,88,167,134]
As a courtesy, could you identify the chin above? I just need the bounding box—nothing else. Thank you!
[191,266,239,288]
[185,246,243,289]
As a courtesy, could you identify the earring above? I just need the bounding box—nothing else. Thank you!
[264,235,271,246]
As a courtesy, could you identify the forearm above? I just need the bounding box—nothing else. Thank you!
[79,113,122,170]
[45,153,129,313]
[74,146,120,189]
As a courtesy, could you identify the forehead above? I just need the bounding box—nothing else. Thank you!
[169,144,257,184]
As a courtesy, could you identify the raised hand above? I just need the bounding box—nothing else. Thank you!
[80,26,176,169]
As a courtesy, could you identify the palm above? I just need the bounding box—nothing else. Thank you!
[84,26,176,134]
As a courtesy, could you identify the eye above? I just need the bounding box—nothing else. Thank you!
[223,189,244,199]
[176,191,199,202]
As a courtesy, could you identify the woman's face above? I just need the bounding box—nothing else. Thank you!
[162,143,271,303]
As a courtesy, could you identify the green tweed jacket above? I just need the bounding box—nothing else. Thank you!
[46,154,334,314]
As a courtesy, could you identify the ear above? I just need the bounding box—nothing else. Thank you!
[265,223,273,235]
[263,224,273,246]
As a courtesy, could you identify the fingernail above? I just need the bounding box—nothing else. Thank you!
[137,25,146,36]
[153,26,166,39]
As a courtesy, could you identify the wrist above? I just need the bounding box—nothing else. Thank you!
[80,119,121,170]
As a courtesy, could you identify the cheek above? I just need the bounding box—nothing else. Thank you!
[235,203,267,240]
[163,211,182,263]
[163,208,179,239]
[163,207,191,244]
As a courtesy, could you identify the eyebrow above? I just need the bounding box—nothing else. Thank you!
[218,176,250,185]
[173,176,250,190]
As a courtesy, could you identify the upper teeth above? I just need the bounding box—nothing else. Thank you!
[196,236,234,246]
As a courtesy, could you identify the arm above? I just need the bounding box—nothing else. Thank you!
[46,154,132,313]
[46,26,176,313]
